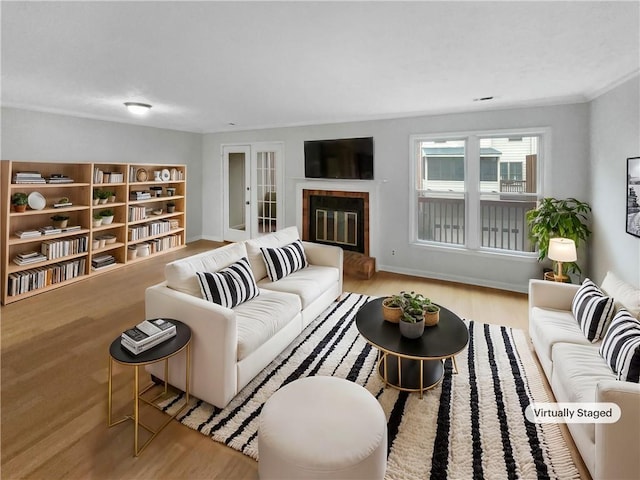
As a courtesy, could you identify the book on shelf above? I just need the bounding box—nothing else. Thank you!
[121,319,177,355]
[15,229,43,239]
[53,202,73,208]
[13,252,47,265]
[39,226,62,235]
[13,171,46,183]
[61,225,82,232]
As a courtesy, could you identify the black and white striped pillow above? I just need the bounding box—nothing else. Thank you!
[571,278,615,342]
[260,239,308,282]
[196,257,259,308]
[600,309,640,383]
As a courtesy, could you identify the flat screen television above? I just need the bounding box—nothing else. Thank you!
[304,137,374,180]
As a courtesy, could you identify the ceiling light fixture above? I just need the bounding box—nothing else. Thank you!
[124,102,152,115]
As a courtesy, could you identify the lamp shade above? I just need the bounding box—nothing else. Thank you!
[548,238,577,262]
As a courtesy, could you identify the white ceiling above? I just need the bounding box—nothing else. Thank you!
[2,1,639,134]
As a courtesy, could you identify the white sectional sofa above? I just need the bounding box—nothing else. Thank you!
[145,227,343,409]
[529,273,640,480]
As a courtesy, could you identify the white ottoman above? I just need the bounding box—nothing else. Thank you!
[258,376,387,480]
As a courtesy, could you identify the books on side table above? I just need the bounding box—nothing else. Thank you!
[121,318,177,355]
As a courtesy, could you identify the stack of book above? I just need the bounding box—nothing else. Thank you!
[91,254,116,270]
[121,319,177,355]
[15,229,42,239]
[13,251,47,266]
[46,174,74,184]
[39,226,62,235]
[130,191,152,201]
[13,171,46,184]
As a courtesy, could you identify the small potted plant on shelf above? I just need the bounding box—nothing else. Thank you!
[50,214,70,229]
[99,209,114,225]
[92,190,100,205]
[109,192,116,203]
[92,212,103,227]
[166,201,176,213]
[11,192,28,212]
[96,190,111,204]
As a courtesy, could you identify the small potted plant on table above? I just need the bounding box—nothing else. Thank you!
[11,192,28,212]
[382,294,404,323]
[424,304,441,326]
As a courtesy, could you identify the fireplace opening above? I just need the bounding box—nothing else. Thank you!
[302,190,369,256]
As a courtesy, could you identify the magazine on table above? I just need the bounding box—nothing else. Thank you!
[121,318,176,355]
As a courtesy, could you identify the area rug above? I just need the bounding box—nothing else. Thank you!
[160,293,579,480]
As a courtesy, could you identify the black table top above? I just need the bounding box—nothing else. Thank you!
[109,319,191,365]
[356,297,469,360]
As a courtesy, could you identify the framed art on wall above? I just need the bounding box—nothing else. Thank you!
[627,156,640,238]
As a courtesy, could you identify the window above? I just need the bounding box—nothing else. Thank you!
[412,131,543,253]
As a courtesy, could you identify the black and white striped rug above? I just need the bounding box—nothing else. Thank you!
[161,293,579,479]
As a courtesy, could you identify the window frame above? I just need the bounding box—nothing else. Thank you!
[409,127,549,258]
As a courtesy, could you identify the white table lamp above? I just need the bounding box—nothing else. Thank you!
[548,238,577,282]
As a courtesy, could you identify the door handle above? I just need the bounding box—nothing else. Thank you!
[246,201,250,205]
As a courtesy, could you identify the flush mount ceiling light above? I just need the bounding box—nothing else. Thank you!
[124,102,152,115]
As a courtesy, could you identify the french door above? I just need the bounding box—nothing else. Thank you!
[223,142,283,242]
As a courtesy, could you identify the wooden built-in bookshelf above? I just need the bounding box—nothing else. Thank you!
[1,160,187,304]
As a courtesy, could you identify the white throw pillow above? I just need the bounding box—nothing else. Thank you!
[572,278,616,342]
[600,309,640,383]
[601,271,640,319]
[196,257,259,308]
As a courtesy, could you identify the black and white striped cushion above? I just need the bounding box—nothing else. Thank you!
[196,257,259,308]
[571,278,615,342]
[260,239,308,281]
[600,309,640,383]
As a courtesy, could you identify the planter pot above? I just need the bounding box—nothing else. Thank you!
[399,318,425,339]
[424,308,440,327]
[13,204,27,212]
[109,196,116,203]
[127,247,137,261]
[99,198,108,204]
[136,244,150,257]
[166,187,176,196]
[93,198,99,206]
[101,215,114,225]
[53,219,68,229]
[382,299,403,323]
[92,239,100,249]
[166,205,176,213]
[92,218,102,227]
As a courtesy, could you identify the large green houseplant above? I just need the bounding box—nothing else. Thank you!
[526,197,592,275]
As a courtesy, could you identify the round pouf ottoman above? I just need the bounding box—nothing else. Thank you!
[258,376,387,480]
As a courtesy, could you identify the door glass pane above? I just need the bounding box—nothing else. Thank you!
[257,151,277,233]
[228,152,246,231]
[416,139,466,245]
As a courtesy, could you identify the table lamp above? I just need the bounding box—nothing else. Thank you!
[548,238,577,282]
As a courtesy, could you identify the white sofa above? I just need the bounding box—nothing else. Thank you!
[529,274,640,480]
[145,227,343,409]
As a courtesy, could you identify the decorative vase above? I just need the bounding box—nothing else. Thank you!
[127,247,137,261]
[399,318,425,339]
[424,308,440,327]
[382,298,403,323]
[167,205,176,213]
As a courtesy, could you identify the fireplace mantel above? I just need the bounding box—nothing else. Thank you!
[295,179,381,260]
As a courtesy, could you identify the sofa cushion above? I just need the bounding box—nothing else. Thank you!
[245,226,301,281]
[261,239,308,281]
[572,278,615,342]
[601,271,640,319]
[165,242,248,297]
[600,309,640,382]
[531,306,592,356]
[234,289,301,361]
[196,257,259,308]
[258,265,340,310]
[550,342,616,444]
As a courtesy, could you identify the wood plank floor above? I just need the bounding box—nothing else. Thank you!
[1,240,589,479]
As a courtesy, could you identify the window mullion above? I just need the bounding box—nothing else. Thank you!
[466,137,480,250]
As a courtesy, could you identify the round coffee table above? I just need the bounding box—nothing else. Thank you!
[356,297,468,397]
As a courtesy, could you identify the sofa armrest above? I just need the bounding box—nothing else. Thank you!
[595,380,640,480]
[528,279,580,315]
[302,241,343,272]
[145,282,239,409]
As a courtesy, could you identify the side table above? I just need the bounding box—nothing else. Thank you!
[107,318,191,456]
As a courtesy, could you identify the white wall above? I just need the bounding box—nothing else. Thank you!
[589,76,640,287]
[203,102,590,292]
[1,107,203,240]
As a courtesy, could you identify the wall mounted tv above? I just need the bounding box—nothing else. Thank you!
[304,137,374,180]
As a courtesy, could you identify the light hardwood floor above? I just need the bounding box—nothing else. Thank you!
[1,240,589,479]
